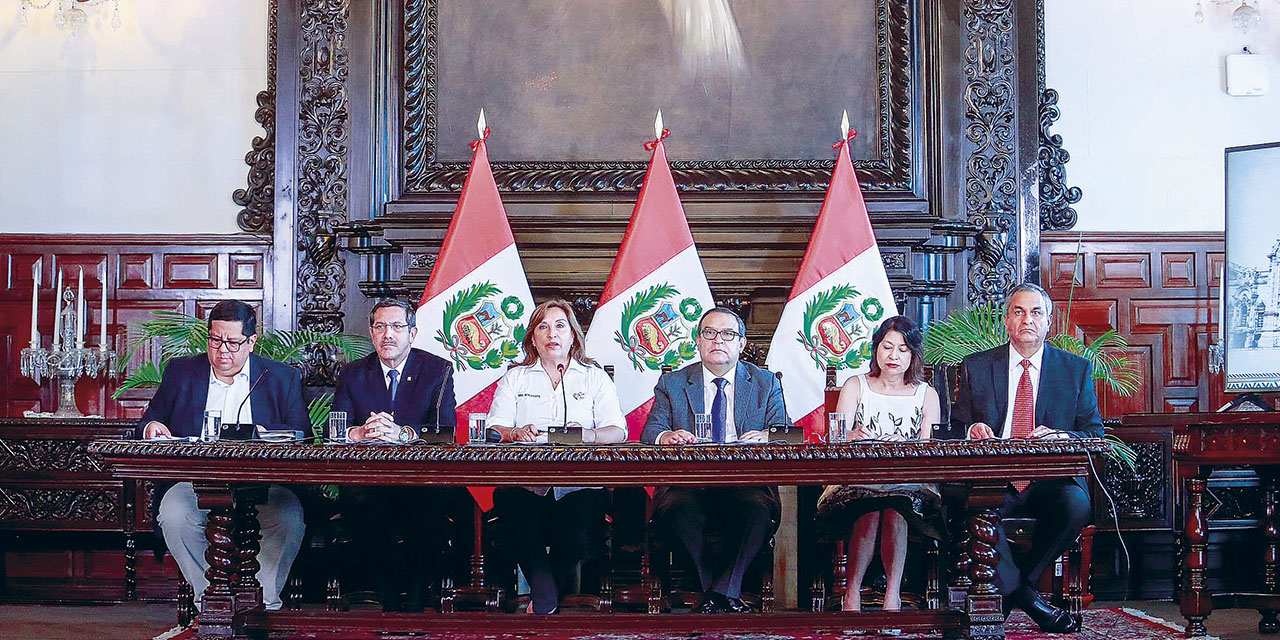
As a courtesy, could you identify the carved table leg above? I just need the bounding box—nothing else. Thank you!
[178,579,196,628]
[234,491,264,613]
[1261,475,1280,634]
[966,507,1004,640]
[193,482,239,639]
[441,504,504,613]
[1183,477,1211,638]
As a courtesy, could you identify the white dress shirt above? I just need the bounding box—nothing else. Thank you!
[701,365,739,443]
[207,368,253,426]
[488,359,626,499]
[1000,344,1044,439]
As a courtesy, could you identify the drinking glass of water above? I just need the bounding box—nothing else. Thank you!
[827,412,847,444]
[468,413,488,444]
[328,411,349,444]
[201,410,222,443]
[693,413,713,443]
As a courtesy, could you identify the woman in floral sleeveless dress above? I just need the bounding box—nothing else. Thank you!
[814,316,942,611]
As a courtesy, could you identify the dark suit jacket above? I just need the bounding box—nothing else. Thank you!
[640,360,790,444]
[136,353,310,438]
[949,343,1104,489]
[641,360,789,520]
[332,349,457,434]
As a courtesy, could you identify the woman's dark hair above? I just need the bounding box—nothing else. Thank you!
[867,315,925,385]
[515,299,598,368]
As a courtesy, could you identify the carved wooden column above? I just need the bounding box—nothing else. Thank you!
[1182,477,1210,638]
[192,482,239,639]
[273,0,351,383]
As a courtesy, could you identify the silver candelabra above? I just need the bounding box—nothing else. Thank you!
[20,286,117,418]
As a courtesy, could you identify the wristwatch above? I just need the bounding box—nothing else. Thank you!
[397,426,416,443]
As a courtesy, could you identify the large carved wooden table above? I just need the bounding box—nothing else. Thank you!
[89,438,1108,640]
[1124,412,1280,637]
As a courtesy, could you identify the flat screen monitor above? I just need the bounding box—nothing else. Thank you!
[1224,141,1280,393]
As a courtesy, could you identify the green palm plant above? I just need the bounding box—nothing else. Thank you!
[113,310,374,436]
[922,302,1140,469]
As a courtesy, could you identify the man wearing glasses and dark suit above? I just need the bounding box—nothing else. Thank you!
[138,300,309,611]
[332,299,459,611]
[642,307,789,614]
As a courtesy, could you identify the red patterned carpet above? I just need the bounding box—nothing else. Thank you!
[150,607,1213,640]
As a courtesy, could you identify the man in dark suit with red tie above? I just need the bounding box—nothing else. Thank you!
[950,282,1103,633]
[333,299,458,611]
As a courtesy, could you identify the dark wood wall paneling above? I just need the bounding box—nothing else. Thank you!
[1041,231,1249,416]
[1042,231,1274,600]
[0,234,271,419]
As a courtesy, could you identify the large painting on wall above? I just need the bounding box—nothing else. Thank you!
[400,0,915,193]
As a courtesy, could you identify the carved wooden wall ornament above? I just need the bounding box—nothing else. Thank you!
[293,0,352,385]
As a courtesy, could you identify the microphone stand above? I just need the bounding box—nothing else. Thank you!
[557,363,568,435]
[234,370,268,435]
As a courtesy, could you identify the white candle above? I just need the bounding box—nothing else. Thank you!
[52,269,63,350]
[77,267,85,348]
[100,262,107,350]
[29,261,39,349]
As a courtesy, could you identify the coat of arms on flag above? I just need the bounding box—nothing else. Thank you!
[796,284,888,372]
[435,281,526,371]
[615,283,701,371]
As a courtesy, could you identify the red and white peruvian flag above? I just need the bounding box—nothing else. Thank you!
[584,118,714,440]
[765,126,898,442]
[414,117,534,508]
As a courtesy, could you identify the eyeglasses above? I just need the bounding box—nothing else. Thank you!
[698,328,742,342]
[208,336,250,352]
[371,322,411,333]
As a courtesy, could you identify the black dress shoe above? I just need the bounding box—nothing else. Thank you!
[694,592,723,614]
[1017,586,1081,633]
[720,595,752,614]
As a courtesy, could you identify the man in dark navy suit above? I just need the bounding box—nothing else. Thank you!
[950,282,1103,633]
[332,299,458,611]
[139,300,309,611]
[642,307,788,614]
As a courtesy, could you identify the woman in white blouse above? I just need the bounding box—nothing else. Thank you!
[488,299,626,614]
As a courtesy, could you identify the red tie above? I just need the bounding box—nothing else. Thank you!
[1011,358,1034,492]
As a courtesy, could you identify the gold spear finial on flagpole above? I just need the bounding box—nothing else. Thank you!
[478,108,487,138]
[655,109,664,138]
[840,110,850,138]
